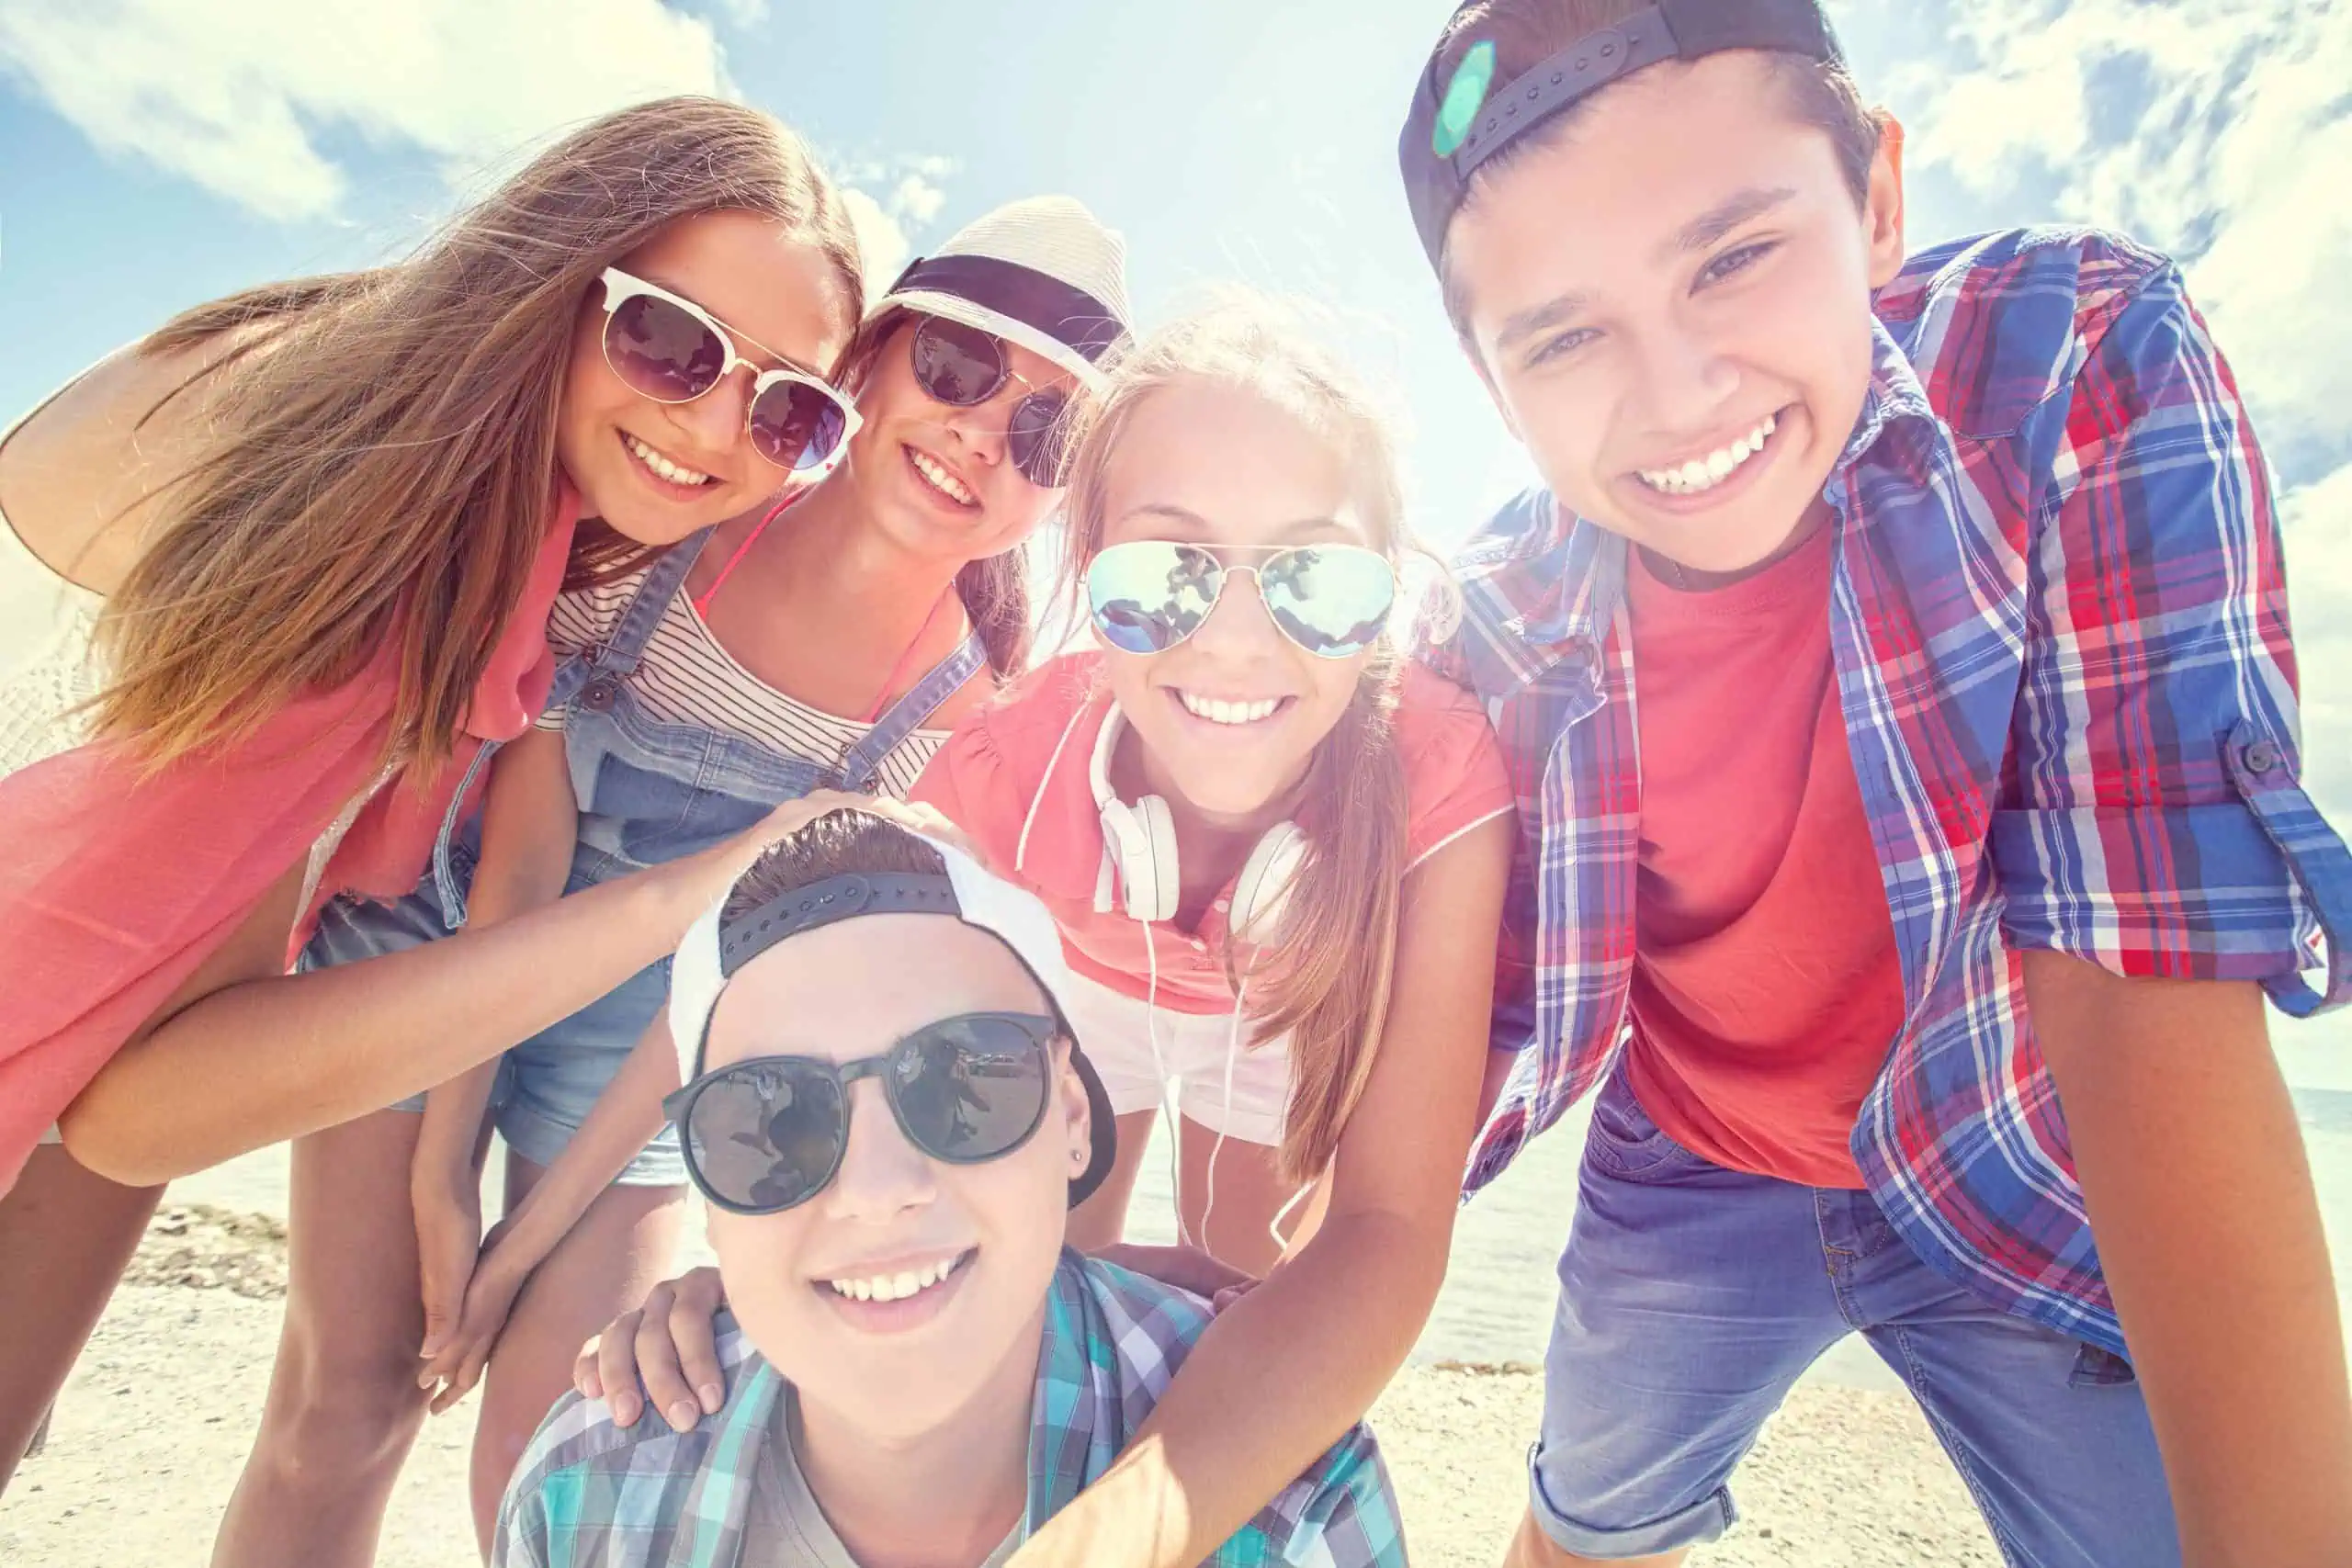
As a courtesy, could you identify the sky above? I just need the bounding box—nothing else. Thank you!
[2,0,2346,1074]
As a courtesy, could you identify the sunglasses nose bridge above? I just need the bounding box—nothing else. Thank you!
[820,1074,938,1218]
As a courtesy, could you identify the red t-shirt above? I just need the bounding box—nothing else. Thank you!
[1621,524,1908,1190]
[913,654,1514,1015]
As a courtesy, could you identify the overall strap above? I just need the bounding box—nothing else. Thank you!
[429,530,715,926]
[594,528,716,677]
[835,632,987,789]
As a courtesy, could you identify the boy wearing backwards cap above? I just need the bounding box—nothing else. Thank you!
[493,807,1404,1568]
[1397,1,2352,1564]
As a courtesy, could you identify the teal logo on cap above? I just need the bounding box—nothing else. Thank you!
[1432,39,1497,158]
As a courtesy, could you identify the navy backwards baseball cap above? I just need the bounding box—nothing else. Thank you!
[1397,0,1845,268]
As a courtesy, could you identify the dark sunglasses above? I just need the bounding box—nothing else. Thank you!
[664,1011,1061,1215]
[598,268,863,475]
[908,316,1074,489]
[1087,539,1399,660]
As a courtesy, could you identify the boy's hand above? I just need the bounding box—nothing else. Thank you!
[418,1216,537,1414]
[413,1178,484,1369]
[573,1266,728,1432]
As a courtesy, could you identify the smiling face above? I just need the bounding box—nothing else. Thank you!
[1445,51,1905,575]
[828,314,1077,570]
[556,208,858,547]
[1091,378,1382,827]
[701,913,1091,1443]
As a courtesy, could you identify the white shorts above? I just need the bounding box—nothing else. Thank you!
[1058,969,1293,1146]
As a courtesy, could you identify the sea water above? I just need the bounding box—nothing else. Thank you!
[175,1008,2352,1390]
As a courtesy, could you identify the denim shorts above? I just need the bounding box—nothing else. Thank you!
[1529,1066,2181,1565]
[302,870,684,1188]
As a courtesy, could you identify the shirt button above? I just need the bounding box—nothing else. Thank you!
[1189,938,1207,953]
[1211,897,1231,913]
[2243,739,2281,775]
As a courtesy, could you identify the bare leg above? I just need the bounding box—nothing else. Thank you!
[1176,1116,1303,1279]
[466,1151,684,1554]
[1503,1510,1686,1567]
[211,1111,435,1568]
[1064,1109,1159,1253]
[0,1144,161,1494]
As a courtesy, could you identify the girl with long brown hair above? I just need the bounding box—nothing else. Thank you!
[0,96,865,1505]
[212,196,1133,1562]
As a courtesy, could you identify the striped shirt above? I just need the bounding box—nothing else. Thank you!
[493,1250,1407,1568]
[537,567,947,799]
[1431,227,2351,1358]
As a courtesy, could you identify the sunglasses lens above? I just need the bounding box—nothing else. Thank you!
[1088,541,1221,656]
[910,317,1005,406]
[1259,547,1397,658]
[605,292,726,403]
[681,1061,845,1212]
[749,380,852,472]
[889,1017,1052,1162]
[1006,392,1072,488]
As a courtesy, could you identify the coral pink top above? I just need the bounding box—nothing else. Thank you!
[913,653,1514,1015]
[0,491,578,1189]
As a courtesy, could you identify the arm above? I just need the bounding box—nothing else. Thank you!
[1009,814,1512,1567]
[415,728,582,1194]
[421,1015,684,1408]
[2026,955,2352,1567]
[1992,260,2352,1565]
[59,790,867,1184]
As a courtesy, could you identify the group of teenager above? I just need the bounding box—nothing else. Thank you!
[2,2,2346,1565]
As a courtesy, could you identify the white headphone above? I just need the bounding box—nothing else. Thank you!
[1089,704,1307,939]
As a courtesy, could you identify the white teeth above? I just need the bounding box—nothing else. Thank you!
[1638,412,1778,496]
[910,449,977,507]
[824,1255,961,1303]
[1177,692,1282,726]
[624,433,713,487]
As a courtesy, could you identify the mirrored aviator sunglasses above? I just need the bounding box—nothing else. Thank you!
[1086,539,1399,659]
[908,316,1074,489]
[662,1012,1059,1215]
[598,268,862,475]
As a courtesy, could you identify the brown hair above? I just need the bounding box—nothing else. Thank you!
[1432,0,1886,333]
[722,808,951,923]
[835,319,1035,677]
[100,96,866,774]
[1057,298,1430,1181]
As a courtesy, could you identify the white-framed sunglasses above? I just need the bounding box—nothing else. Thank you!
[597,267,863,474]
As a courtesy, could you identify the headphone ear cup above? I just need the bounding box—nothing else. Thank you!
[1133,794,1180,922]
[1099,795,1181,922]
[1230,821,1306,941]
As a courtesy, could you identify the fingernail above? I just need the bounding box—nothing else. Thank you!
[698,1384,723,1414]
[667,1400,700,1431]
[613,1393,639,1426]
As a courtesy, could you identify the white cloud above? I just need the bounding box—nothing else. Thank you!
[2282,464,2352,819]
[1894,0,2352,457]
[888,172,949,227]
[842,188,910,304]
[0,0,731,223]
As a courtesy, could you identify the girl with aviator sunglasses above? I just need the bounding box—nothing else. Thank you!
[581,297,1516,1568]
[253,196,1132,1554]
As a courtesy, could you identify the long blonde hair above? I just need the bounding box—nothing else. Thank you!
[98,96,865,774]
[1059,299,1422,1181]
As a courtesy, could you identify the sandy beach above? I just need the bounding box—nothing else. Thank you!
[0,1201,2007,1566]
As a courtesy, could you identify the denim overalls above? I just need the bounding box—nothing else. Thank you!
[302,529,986,1182]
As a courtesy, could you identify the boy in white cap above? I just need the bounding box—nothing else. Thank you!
[492,807,1407,1568]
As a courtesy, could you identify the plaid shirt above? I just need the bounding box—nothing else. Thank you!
[494,1250,1406,1568]
[1434,226,2352,1356]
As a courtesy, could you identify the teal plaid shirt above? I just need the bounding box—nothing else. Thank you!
[494,1250,1406,1568]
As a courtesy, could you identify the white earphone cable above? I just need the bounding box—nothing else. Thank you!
[1200,975,1247,1260]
